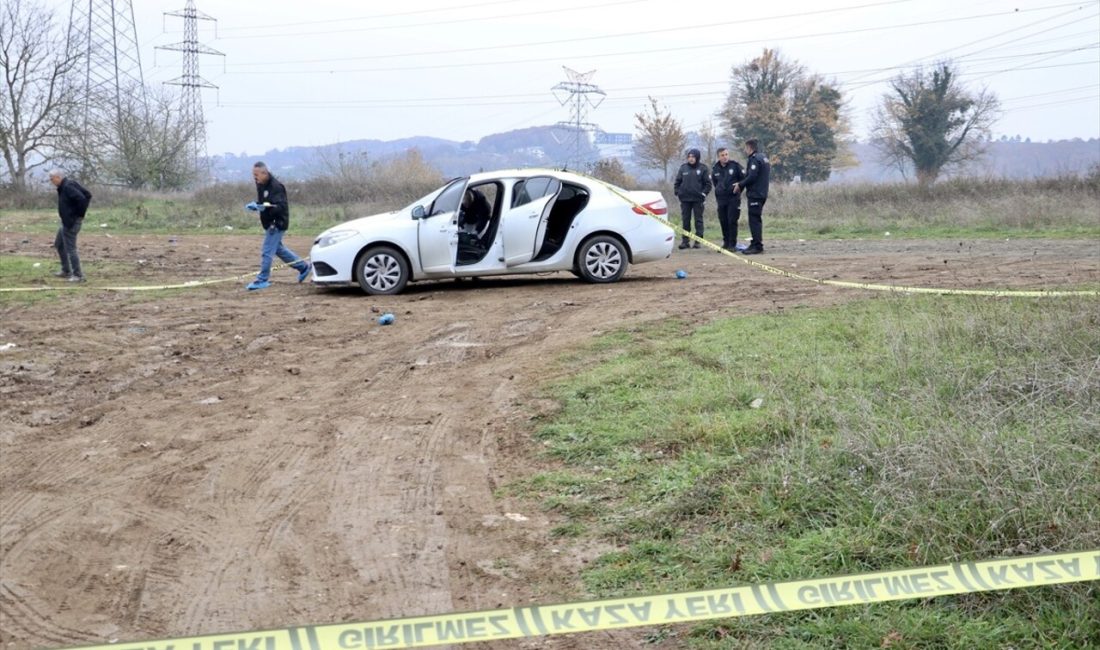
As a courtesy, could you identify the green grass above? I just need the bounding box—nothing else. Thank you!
[512,297,1100,648]
[0,254,208,305]
[1,200,396,235]
[653,176,1100,240]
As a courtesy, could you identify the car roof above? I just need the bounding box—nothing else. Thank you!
[466,168,595,186]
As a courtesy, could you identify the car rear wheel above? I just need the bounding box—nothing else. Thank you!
[576,235,627,283]
[356,245,409,295]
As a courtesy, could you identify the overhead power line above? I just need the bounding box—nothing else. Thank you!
[218,2,1092,75]
[214,0,534,32]
[223,0,916,66]
[212,45,1100,108]
[213,0,650,41]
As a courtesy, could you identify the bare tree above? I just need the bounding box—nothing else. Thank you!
[57,82,201,190]
[0,0,81,190]
[697,119,718,165]
[872,62,1000,186]
[633,97,686,183]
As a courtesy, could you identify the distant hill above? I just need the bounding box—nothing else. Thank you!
[209,130,1100,185]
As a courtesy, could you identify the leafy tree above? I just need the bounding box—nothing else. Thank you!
[871,62,1000,185]
[633,97,686,183]
[719,49,846,183]
[0,0,81,191]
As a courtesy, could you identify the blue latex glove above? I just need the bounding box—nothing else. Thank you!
[245,201,259,212]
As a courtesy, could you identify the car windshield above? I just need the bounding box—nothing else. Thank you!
[409,177,468,214]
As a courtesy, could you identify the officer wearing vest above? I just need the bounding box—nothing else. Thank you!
[734,139,770,255]
[711,147,744,251]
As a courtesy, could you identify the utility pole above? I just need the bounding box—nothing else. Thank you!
[551,67,605,171]
[157,0,223,183]
[66,0,148,173]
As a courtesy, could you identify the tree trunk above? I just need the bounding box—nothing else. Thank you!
[916,167,939,187]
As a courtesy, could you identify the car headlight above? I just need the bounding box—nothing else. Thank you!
[315,229,357,248]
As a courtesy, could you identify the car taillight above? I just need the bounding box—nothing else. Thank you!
[632,201,667,216]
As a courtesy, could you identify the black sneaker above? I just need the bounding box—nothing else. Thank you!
[678,241,690,250]
[741,246,763,255]
[692,242,701,249]
[54,271,70,277]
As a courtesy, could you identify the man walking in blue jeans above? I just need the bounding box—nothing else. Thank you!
[246,162,311,291]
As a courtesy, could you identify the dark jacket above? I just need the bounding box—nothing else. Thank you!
[459,190,492,238]
[739,151,771,200]
[674,149,711,202]
[56,178,92,228]
[711,159,744,203]
[256,175,290,230]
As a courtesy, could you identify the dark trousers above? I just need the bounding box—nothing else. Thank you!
[746,197,766,248]
[716,201,741,247]
[55,220,83,277]
[679,201,704,240]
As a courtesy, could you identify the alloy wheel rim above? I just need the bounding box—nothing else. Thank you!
[585,242,622,279]
[365,254,401,291]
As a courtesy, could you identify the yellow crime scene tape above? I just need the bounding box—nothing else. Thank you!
[57,549,1099,650]
[3,175,1097,297]
[588,175,1100,298]
[0,260,307,293]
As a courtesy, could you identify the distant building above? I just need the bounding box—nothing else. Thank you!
[595,132,633,161]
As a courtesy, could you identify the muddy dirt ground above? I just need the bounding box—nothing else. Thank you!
[1,233,1097,649]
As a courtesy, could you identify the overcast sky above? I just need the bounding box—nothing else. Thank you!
[49,0,1100,156]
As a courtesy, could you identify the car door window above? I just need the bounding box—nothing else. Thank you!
[429,179,466,216]
[512,177,559,208]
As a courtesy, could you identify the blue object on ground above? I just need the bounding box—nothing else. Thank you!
[378,313,395,326]
[246,280,271,291]
[675,269,687,279]
[734,242,748,252]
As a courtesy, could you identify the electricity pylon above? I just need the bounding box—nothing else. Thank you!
[551,67,605,170]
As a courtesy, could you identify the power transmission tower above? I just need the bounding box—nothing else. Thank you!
[551,67,605,170]
[156,1,223,182]
[66,0,148,161]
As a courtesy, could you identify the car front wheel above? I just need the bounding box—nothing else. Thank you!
[356,245,409,295]
[576,235,627,283]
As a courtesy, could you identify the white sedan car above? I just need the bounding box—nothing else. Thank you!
[309,169,675,295]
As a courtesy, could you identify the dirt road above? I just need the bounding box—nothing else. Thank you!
[1,233,1097,649]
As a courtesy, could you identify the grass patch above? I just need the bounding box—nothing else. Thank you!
[515,296,1100,648]
[0,254,207,305]
[653,176,1100,240]
[2,200,396,236]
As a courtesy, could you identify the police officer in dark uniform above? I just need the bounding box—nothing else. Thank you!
[734,139,770,255]
[711,147,744,251]
[673,148,711,249]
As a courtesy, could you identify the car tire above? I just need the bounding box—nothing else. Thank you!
[356,245,410,295]
[575,235,628,284]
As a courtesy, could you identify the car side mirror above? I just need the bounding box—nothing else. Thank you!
[412,205,426,219]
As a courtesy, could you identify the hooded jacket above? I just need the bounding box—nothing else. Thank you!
[711,158,745,203]
[673,148,711,202]
[256,174,290,231]
[56,178,92,228]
